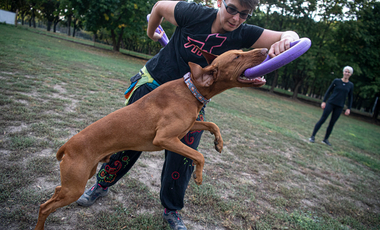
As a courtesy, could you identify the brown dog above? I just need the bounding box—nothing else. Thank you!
[35,47,268,229]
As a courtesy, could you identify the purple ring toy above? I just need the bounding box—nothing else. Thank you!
[147,14,169,46]
[244,38,311,78]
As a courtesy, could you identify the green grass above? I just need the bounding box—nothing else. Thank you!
[1,23,380,230]
[20,24,155,60]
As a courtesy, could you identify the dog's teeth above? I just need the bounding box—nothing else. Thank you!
[239,75,266,81]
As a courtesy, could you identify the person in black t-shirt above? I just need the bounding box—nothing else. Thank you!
[76,1,299,229]
[309,66,354,146]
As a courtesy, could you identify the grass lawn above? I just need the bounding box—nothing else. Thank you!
[1,24,379,230]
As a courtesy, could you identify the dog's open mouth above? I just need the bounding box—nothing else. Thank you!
[238,72,266,85]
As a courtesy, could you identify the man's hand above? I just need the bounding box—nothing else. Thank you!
[268,31,298,58]
[147,1,178,41]
[268,38,292,58]
[152,29,165,42]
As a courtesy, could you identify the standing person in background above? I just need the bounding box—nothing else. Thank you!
[76,1,299,229]
[309,66,354,146]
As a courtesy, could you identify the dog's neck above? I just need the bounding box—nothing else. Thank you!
[183,73,210,105]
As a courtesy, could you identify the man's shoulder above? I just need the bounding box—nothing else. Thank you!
[175,1,217,25]
[332,78,342,84]
[176,1,215,13]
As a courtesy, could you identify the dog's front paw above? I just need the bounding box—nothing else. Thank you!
[193,173,203,185]
[214,137,223,153]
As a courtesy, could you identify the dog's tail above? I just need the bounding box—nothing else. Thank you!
[56,145,66,161]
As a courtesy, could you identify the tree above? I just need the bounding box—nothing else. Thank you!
[335,1,380,119]
[40,0,60,31]
[9,0,30,25]
[79,0,153,51]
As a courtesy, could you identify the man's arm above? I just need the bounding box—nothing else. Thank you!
[321,81,334,110]
[321,79,336,109]
[147,1,179,42]
[251,29,299,58]
[345,83,354,115]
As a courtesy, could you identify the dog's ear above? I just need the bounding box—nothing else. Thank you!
[196,46,218,65]
[189,62,217,87]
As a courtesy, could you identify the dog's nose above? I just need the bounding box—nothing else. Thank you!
[261,48,268,56]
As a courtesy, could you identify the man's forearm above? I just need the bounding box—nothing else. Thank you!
[280,31,299,42]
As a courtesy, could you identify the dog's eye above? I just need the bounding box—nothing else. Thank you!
[235,55,240,59]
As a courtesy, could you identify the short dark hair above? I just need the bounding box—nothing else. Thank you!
[240,0,259,11]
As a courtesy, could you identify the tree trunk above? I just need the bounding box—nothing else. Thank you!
[111,29,116,50]
[15,9,18,26]
[291,69,304,100]
[54,20,59,32]
[73,23,76,37]
[111,28,124,52]
[31,8,36,28]
[270,70,278,93]
[72,18,78,37]
[117,27,124,51]
[67,15,72,36]
[292,79,302,99]
[47,21,52,31]
[21,13,25,25]
[121,39,125,49]
[32,15,36,28]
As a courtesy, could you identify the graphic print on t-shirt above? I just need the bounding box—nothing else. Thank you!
[184,33,227,56]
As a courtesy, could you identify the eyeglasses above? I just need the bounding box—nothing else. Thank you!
[222,0,252,20]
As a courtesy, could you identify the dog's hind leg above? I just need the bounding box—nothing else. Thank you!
[35,156,89,230]
[35,185,64,230]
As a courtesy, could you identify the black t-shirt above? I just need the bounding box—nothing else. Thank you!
[323,78,354,109]
[145,1,264,85]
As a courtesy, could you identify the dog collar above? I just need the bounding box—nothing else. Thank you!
[183,72,210,105]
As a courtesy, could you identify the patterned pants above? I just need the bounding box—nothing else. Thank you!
[96,83,205,210]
